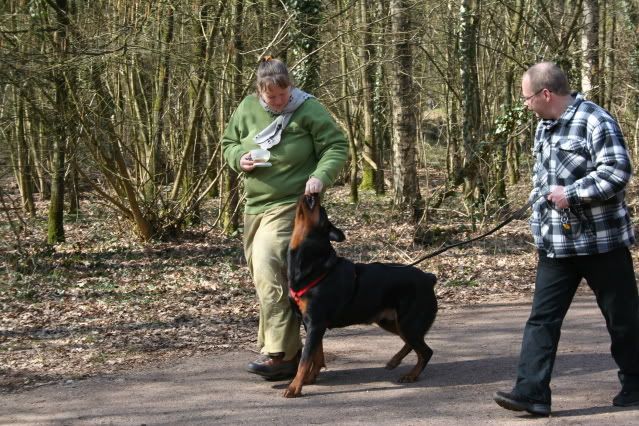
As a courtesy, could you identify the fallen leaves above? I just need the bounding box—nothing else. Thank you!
[3,182,636,394]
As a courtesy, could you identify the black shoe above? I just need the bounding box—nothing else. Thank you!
[494,390,551,417]
[613,389,639,407]
[246,353,298,381]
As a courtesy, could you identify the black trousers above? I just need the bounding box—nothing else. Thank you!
[514,246,639,404]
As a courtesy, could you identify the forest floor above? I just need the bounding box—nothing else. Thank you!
[5,294,639,425]
[1,175,638,397]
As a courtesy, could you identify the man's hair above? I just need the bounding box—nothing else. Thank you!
[524,62,571,96]
[256,56,292,93]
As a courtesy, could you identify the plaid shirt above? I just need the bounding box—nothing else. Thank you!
[529,93,635,258]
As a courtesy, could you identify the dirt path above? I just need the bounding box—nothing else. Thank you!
[2,294,638,425]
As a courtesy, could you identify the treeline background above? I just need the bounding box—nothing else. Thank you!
[2,0,638,244]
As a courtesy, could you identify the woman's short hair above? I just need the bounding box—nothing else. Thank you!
[525,62,571,96]
[256,56,292,92]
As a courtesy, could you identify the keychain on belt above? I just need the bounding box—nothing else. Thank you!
[560,209,571,231]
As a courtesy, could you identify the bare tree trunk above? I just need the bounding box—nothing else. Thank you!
[26,105,50,200]
[603,4,616,110]
[358,0,380,194]
[372,0,388,194]
[200,0,229,203]
[445,0,462,184]
[222,0,243,234]
[148,4,174,198]
[14,89,35,216]
[169,6,209,201]
[500,0,524,195]
[338,0,358,203]
[127,56,152,186]
[621,0,639,118]
[389,0,422,219]
[533,0,583,85]
[67,161,79,216]
[85,65,156,240]
[458,0,483,208]
[581,0,600,103]
[47,0,71,244]
[48,125,67,243]
[204,79,219,198]
[600,0,608,108]
[288,0,322,93]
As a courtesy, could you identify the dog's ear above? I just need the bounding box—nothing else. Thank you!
[328,224,345,242]
[320,207,346,242]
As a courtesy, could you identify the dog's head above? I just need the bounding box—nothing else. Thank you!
[289,193,345,251]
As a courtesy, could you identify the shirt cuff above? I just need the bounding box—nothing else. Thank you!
[564,184,580,206]
[310,170,331,187]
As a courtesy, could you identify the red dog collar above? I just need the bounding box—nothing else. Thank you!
[289,272,328,306]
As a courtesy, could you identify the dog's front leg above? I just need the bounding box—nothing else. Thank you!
[283,324,326,398]
[305,340,325,384]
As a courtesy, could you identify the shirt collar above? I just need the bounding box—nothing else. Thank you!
[541,92,584,130]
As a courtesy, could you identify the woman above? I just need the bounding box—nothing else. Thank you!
[221,56,348,380]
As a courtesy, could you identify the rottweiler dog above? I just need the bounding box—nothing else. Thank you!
[283,193,437,397]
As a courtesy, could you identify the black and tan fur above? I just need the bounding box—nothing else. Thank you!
[283,194,438,397]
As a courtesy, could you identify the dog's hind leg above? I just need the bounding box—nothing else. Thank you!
[396,306,436,382]
[397,340,433,383]
[376,318,412,369]
[386,343,412,370]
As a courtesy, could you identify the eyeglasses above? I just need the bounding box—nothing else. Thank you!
[520,88,544,103]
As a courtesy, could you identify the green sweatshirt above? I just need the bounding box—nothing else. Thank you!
[222,94,348,214]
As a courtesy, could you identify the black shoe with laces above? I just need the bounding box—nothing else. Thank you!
[613,389,639,407]
[494,390,551,417]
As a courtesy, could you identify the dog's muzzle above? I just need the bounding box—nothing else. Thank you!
[305,194,317,210]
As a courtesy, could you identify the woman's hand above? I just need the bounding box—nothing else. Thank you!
[240,152,256,172]
[305,177,323,195]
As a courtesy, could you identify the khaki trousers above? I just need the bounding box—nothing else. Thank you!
[243,203,301,360]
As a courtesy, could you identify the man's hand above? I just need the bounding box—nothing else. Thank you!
[240,152,256,172]
[305,177,323,195]
[547,186,569,209]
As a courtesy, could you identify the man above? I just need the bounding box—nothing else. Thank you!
[494,62,639,416]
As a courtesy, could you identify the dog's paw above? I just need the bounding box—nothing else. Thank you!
[385,360,401,370]
[397,374,419,383]
[283,385,303,398]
